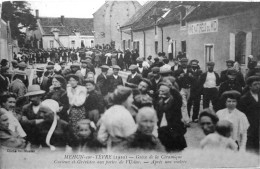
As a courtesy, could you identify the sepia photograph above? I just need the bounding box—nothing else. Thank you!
[0,0,260,168]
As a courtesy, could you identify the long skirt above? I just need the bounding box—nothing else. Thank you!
[69,106,86,134]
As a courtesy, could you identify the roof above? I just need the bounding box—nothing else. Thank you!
[121,1,158,28]
[39,17,94,36]
[185,2,260,22]
[130,1,182,31]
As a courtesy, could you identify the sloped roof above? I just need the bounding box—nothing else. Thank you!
[157,8,180,27]
[185,2,260,22]
[121,1,157,28]
[39,17,94,36]
[131,1,181,31]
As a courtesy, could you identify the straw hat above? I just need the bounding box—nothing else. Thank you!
[24,85,46,97]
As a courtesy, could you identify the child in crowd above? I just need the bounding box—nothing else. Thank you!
[200,120,238,151]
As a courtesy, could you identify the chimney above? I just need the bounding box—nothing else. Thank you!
[36,9,39,19]
[61,15,64,25]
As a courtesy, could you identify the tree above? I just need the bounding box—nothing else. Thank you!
[1,1,37,47]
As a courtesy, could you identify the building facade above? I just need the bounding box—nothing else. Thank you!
[93,1,141,50]
[121,1,260,72]
[26,10,94,49]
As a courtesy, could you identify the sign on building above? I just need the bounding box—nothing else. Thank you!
[188,20,218,35]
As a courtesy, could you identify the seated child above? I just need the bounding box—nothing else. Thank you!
[0,113,26,149]
[73,119,103,152]
[200,120,238,151]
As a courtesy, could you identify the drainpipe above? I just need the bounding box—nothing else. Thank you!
[143,30,146,59]
[161,27,163,52]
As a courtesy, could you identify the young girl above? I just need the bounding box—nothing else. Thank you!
[74,119,103,152]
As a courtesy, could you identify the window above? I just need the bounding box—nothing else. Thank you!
[123,40,126,51]
[180,8,187,27]
[81,40,85,48]
[205,44,214,64]
[155,41,158,54]
[235,31,246,64]
[128,39,131,49]
[181,40,186,57]
[133,41,139,51]
[71,40,75,48]
[50,40,54,48]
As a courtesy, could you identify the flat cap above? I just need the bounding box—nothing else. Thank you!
[180,58,188,62]
[152,67,160,73]
[100,65,110,69]
[112,65,121,70]
[160,69,173,75]
[70,63,81,68]
[36,67,44,72]
[66,74,80,81]
[246,75,260,85]
[154,57,159,61]
[136,57,144,63]
[207,61,215,66]
[226,68,238,75]
[81,60,88,64]
[11,60,18,64]
[59,61,66,65]
[47,61,55,65]
[226,60,235,64]
[46,65,54,69]
[18,62,27,68]
[129,65,138,70]
[190,59,199,64]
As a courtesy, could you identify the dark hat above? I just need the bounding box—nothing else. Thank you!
[125,82,138,89]
[180,58,188,62]
[141,78,152,89]
[221,90,241,100]
[59,61,66,65]
[46,65,54,69]
[199,108,219,124]
[134,94,153,108]
[1,66,9,71]
[18,62,27,68]
[81,60,88,64]
[11,60,18,64]
[47,61,55,65]
[66,74,80,81]
[136,57,144,63]
[207,61,215,66]
[152,67,160,73]
[100,65,110,69]
[36,67,44,72]
[53,75,67,85]
[154,57,159,61]
[112,65,121,70]
[86,56,92,60]
[226,68,238,76]
[158,81,172,89]
[129,65,138,70]
[226,60,235,64]
[70,63,81,68]
[246,75,260,85]
[190,59,199,64]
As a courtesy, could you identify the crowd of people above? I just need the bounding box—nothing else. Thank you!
[0,48,259,155]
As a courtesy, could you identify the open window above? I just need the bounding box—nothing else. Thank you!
[235,31,246,64]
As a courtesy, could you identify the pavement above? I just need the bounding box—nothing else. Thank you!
[27,63,205,149]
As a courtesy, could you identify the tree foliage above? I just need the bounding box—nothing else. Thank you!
[1,1,37,46]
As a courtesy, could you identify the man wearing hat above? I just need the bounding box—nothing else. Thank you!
[220,60,245,87]
[85,57,96,75]
[156,82,187,152]
[107,65,123,93]
[238,76,260,154]
[0,65,10,94]
[150,67,163,94]
[81,60,90,79]
[9,70,28,98]
[33,68,49,92]
[187,59,203,122]
[218,68,243,97]
[124,49,131,70]
[136,57,149,78]
[174,58,194,125]
[17,62,29,87]
[126,65,142,87]
[18,61,27,71]
[96,65,110,96]
[200,61,220,111]
[20,85,46,143]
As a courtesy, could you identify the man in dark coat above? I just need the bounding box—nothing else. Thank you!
[136,57,149,78]
[32,68,49,92]
[0,66,10,95]
[96,65,110,96]
[220,60,245,87]
[126,65,142,88]
[156,82,187,152]
[187,59,203,122]
[85,56,96,75]
[107,65,124,93]
[237,76,260,154]
[199,62,220,111]
[124,49,131,70]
